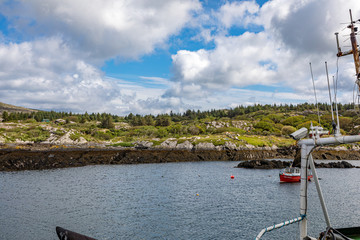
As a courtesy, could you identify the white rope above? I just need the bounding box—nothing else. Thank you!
[255,215,304,240]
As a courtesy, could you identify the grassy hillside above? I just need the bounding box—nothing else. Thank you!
[0,102,38,114]
[0,102,359,148]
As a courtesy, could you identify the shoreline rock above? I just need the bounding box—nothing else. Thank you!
[0,146,294,171]
[0,144,359,171]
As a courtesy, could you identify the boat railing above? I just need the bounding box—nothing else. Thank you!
[255,215,306,240]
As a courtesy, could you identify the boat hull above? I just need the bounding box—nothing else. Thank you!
[56,226,97,240]
[279,173,313,183]
[337,226,360,239]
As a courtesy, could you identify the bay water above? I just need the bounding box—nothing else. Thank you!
[1,160,359,239]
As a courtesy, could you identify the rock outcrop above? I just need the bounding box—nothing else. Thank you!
[237,160,291,169]
[315,161,355,168]
[237,159,357,169]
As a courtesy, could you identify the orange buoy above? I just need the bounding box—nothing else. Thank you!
[230,175,234,179]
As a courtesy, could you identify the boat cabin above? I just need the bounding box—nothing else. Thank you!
[283,167,300,174]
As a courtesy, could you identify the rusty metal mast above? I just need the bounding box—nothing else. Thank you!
[335,9,360,94]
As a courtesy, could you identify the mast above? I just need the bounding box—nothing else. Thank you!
[335,9,360,93]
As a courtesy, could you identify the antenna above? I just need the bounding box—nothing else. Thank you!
[309,62,321,125]
[333,75,341,136]
[325,62,337,134]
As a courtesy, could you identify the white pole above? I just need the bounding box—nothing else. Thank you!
[333,76,341,136]
[308,154,331,227]
[325,62,336,128]
[299,144,309,240]
[310,62,321,125]
[298,134,360,240]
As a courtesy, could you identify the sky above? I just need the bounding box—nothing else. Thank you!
[0,0,359,116]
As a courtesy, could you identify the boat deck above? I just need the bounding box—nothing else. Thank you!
[338,226,360,240]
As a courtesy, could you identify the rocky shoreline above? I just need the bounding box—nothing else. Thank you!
[0,143,360,171]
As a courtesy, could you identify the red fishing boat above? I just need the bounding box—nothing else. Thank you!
[279,167,313,183]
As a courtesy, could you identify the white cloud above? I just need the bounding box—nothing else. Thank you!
[0,37,190,115]
[0,0,203,115]
[167,31,282,98]
[1,0,360,116]
[217,0,259,28]
[0,37,123,113]
[0,0,201,61]
[166,0,360,106]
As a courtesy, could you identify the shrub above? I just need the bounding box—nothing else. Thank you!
[67,116,79,123]
[188,125,200,135]
[166,124,184,135]
[239,136,268,147]
[21,126,50,142]
[267,114,283,123]
[281,125,296,136]
[275,123,284,130]
[133,126,157,137]
[25,119,37,123]
[211,127,231,134]
[296,121,315,130]
[54,129,65,136]
[155,115,172,126]
[100,116,115,129]
[305,114,319,122]
[281,116,305,127]
[339,117,353,132]
[70,132,82,141]
[92,131,113,140]
[261,117,275,123]
[254,121,276,132]
[156,128,168,138]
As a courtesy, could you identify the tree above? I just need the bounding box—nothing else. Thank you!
[155,115,172,126]
[2,111,9,122]
[101,115,115,129]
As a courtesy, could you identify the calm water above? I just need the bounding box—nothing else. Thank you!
[1,160,360,240]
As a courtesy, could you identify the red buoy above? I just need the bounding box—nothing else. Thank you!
[230,175,234,179]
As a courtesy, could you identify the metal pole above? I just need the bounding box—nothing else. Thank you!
[333,76,341,136]
[299,144,309,240]
[308,154,331,227]
[349,9,360,86]
[335,32,341,55]
[325,62,335,122]
[310,62,321,125]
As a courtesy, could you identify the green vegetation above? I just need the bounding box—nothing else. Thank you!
[1,102,360,147]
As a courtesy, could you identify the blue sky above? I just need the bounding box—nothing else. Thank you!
[0,0,359,115]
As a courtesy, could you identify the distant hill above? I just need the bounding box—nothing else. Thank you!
[0,102,38,114]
